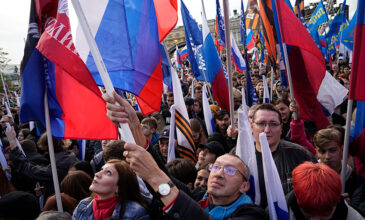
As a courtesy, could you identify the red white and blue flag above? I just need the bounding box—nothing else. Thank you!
[175,45,182,69]
[246,29,255,51]
[180,45,188,60]
[76,0,177,115]
[20,0,117,140]
[231,33,246,74]
[349,0,365,163]
[274,0,348,130]
[181,0,229,111]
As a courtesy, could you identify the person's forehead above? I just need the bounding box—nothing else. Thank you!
[215,155,242,168]
[317,141,341,151]
[255,109,280,121]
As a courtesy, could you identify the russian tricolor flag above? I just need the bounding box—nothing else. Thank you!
[231,33,246,74]
[274,0,348,130]
[201,3,230,111]
[246,29,255,51]
[180,45,188,60]
[20,0,117,140]
[76,0,177,116]
[349,0,365,163]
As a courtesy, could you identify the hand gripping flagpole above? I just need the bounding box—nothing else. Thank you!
[222,0,236,129]
[71,0,135,143]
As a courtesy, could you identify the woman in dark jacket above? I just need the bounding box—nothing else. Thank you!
[73,159,149,220]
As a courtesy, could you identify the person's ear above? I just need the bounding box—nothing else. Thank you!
[239,180,250,194]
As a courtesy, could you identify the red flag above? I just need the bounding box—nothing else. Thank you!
[154,0,178,42]
[34,0,117,139]
[274,0,332,129]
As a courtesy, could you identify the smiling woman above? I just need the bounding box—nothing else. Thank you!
[73,159,150,220]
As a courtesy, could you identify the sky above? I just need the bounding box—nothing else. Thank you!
[0,0,357,65]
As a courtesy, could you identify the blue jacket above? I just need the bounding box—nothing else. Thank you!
[73,197,150,220]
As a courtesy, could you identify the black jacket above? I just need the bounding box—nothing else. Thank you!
[256,140,317,208]
[9,148,78,199]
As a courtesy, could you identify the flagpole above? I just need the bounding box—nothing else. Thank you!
[44,88,63,212]
[340,99,353,192]
[222,0,235,128]
[71,0,135,143]
[270,66,274,101]
[0,71,11,108]
[281,43,298,120]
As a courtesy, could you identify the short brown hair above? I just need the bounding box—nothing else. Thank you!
[313,128,342,149]
[141,117,157,130]
[252,104,282,124]
[103,140,126,162]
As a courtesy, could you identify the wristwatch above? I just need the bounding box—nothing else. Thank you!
[157,180,175,197]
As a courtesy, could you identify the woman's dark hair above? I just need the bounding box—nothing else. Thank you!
[69,161,94,179]
[0,168,15,196]
[61,170,92,202]
[106,159,147,213]
[37,132,65,153]
[103,140,126,162]
[19,128,31,139]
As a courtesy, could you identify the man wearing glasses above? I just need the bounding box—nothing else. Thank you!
[251,104,316,208]
[103,92,268,219]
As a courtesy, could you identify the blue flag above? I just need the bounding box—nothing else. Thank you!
[308,0,328,31]
[180,0,204,80]
[216,0,226,47]
[326,0,347,55]
[341,10,357,50]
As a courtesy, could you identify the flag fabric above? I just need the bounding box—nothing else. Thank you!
[181,0,230,111]
[245,0,260,31]
[240,0,257,107]
[216,0,226,47]
[262,75,270,103]
[175,45,182,69]
[20,0,117,140]
[167,105,176,163]
[236,89,260,205]
[180,46,188,60]
[203,84,215,135]
[231,32,247,74]
[294,0,304,18]
[160,43,173,92]
[240,0,246,45]
[258,0,277,63]
[78,140,86,161]
[341,11,357,51]
[308,0,328,31]
[153,0,178,42]
[259,133,289,220]
[326,0,347,56]
[180,0,204,80]
[349,0,365,162]
[274,0,348,130]
[76,0,166,116]
[246,30,255,51]
[171,66,197,163]
[201,5,230,111]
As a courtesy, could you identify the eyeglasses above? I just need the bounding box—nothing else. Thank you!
[209,164,247,181]
[253,121,281,129]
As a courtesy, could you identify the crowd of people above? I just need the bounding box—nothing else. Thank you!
[0,56,364,220]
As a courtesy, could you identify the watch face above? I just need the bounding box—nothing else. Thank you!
[158,183,170,196]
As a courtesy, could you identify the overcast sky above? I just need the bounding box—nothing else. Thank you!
[0,0,357,65]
